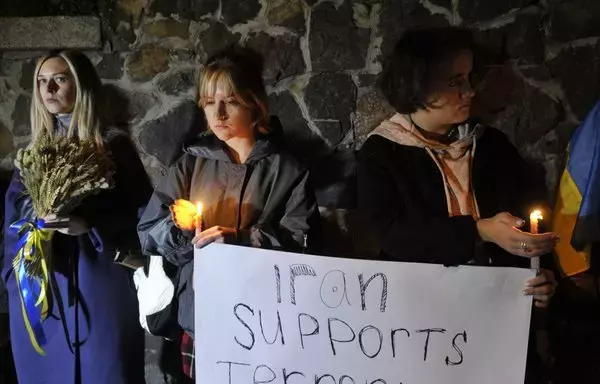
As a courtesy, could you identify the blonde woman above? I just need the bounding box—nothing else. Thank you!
[2,50,150,384]
[138,45,320,380]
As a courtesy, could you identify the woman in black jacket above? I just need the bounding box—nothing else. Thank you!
[357,27,557,383]
[137,45,320,380]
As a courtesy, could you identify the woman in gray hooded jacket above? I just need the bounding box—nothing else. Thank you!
[137,45,320,380]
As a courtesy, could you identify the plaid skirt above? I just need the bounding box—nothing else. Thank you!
[181,331,195,379]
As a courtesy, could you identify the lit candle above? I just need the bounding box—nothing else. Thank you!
[530,209,543,235]
[529,209,543,272]
[195,202,204,236]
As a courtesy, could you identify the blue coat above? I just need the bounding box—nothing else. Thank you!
[0,173,10,316]
[2,132,151,384]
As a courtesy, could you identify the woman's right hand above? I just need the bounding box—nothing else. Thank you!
[476,212,559,257]
[170,199,197,231]
[43,214,89,236]
[192,226,236,249]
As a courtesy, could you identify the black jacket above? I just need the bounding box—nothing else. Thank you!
[358,126,547,268]
[137,131,320,335]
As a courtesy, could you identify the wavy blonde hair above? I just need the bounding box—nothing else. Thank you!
[197,46,270,135]
[31,50,105,150]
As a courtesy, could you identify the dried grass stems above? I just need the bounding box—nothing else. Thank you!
[13,133,116,277]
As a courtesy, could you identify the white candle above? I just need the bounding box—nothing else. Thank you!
[530,209,542,235]
[195,202,204,236]
[529,209,543,272]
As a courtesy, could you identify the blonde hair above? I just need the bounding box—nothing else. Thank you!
[31,50,105,150]
[197,46,270,135]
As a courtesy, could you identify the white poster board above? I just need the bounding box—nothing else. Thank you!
[194,244,534,384]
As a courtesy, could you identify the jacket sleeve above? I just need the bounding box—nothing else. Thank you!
[239,169,321,253]
[357,145,477,265]
[137,155,196,266]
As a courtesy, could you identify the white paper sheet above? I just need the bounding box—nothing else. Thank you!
[194,244,534,384]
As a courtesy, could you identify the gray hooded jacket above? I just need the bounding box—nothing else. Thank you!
[137,132,319,335]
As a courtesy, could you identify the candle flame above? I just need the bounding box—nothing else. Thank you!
[530,209,543,221]
[196,202,203,215]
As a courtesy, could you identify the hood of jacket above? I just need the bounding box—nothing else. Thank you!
[183,116,286,163]
[368,113,484,160]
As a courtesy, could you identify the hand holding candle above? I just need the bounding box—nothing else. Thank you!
[169,199,236,248]
[170,199,198,231]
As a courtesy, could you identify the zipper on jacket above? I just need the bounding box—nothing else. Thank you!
[302,234,308,253]
[235,164,254,243]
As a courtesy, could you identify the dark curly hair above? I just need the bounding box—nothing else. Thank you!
[379,27,474,114]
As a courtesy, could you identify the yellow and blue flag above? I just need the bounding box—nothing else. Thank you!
[553,100,600,276]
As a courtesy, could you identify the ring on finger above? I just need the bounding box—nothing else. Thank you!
[520,241,530,252]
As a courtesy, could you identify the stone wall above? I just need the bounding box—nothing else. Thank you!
[1,0,600,382]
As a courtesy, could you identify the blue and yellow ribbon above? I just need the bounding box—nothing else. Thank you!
[10,219,53,355]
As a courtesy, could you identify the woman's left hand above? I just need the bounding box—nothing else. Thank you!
[523,268,557,308]
[43,214,90,236]
[192,226,236,249]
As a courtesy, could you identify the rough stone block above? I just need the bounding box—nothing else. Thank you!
[265,0,305,33]
[379,0,447,61]
[549,43,600,120]
[11,94,31,137]
[539,122,578,156]
[310,1,370,71]
[103,84,160,127]
[142,20,190,40]
[222,0,261,26]
[0,0,98,17]
[353,87,395,139]
[0,121,14,158]
[115,0,144,27]
[428,0,453,9]
[357,74,378,88]
[0,17,101,50]
[474,12,544,64]
[547,0,600,43]
[268,91,328,160]
[315,121,346,148]
[138,101,205,166]
[504,13,544,64]
[305,73,357,146]
[110,1,139,49]
[149,0,219,18]
[157,67,197,96]
[19,59,37,92]
[459,0,529,23]
[245,32,305,83]
[96,53,125,80]
[192,21,241,63]
[125,45,171,82]
[472,66,562,146]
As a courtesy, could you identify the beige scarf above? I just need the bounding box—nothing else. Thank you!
[368,113,483,219]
